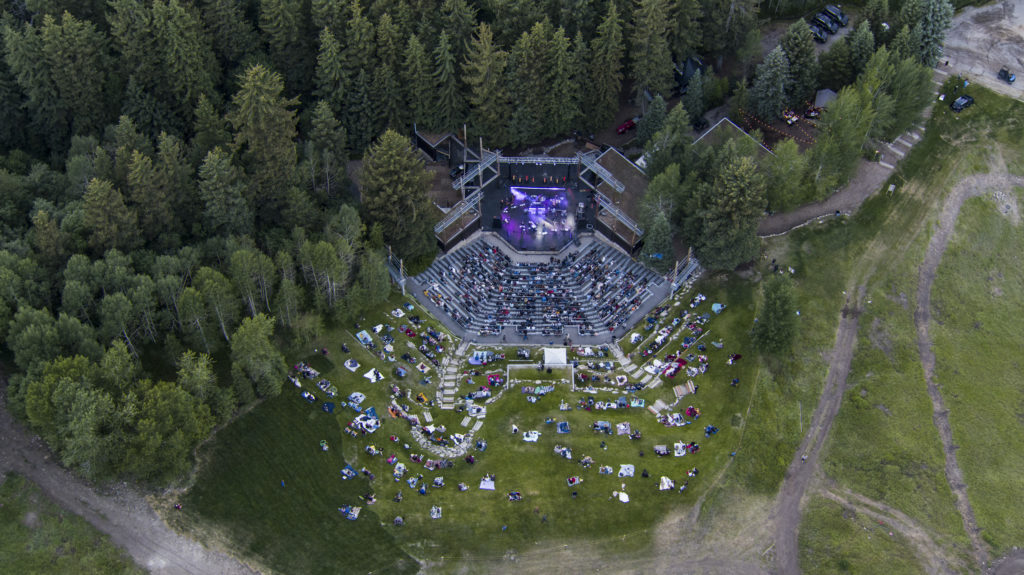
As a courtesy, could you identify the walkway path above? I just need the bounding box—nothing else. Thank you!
[0,374,255,575]
[913,172,1024,571]
[759,68,949,238]
[772,289,864,574]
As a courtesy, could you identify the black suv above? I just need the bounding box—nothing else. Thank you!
[809,23,828,43]
[813,13,839,34]
[950,95,974,112]
[824,4,849,27]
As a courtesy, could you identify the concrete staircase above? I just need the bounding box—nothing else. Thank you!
[437,340,471,409]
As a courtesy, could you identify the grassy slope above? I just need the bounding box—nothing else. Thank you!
[0,474,144,575]
[182,281,764,571]
[799,497,926,575]
[818,87,1024,559]
[930,189,1024,552]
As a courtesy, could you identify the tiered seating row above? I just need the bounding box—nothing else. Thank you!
[418,239,660,337]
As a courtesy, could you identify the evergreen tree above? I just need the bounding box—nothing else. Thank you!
[440,0,477,63]
[848,21,876,77]
[505,22,552,146]
[259,0,312,92]
[373,13,404,130]
[691,152,765,270]
[463,23,509,144]
[548,26,577,137]
[753,46,790,120]
[567,31,589,129]
[916,0,953,67]
[637,94,667,144]
[818,38,854,90]
[639,210,673,273]
[309,101,348,201]
[682,69,707,122]
[227,64,299,229]
[752,274,797,354]
[191,94,231,166]
[432,30,462,132]
[314,27,346,117]
[888,25,921,63]
[588,0,625,130]
[670,0,703,62]
[4,13,113,151]
[644,103,692,178]
[360,130,435,261]
[780,21,818,107]
[82,179,139,255]
[402,34,434,129]
[700,0,756,60]
[150,0,219,120]
[197,147,253,237]
[629,0,674,103]
[199,0,261,69]
[126,150,175,248]
[346,69,376,152]
[864,0,891,43]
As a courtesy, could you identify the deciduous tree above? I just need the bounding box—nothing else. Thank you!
[230,313,287,398]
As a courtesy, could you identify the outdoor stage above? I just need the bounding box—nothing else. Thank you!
[479,166,596,252]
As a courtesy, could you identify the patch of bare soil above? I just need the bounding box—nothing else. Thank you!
[0,374,257,575]
[914,172,1024,572]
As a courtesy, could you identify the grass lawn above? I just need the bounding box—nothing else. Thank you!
[798,497,926,575]
[930,189,1024,552]
[0,474,143,575]
[181,281,763,571]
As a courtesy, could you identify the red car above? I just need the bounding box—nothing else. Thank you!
[616,118,637,134]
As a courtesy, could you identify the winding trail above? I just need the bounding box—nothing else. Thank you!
[0,376,257,575]
[913,172,1024,571]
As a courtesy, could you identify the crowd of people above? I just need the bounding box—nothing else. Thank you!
[419,240,658,338]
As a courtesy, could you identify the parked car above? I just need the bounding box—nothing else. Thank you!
[616,118,638,134]
[824,4,849,26]
[950,95,974,112]
[813,13,838,34]
[808,24,828,43]
[998,67,1016,84]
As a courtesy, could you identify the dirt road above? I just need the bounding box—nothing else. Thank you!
[771,292,863,574]
[0,377,257,575]
[913,172,1024,572]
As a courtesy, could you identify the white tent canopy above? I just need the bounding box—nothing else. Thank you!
[543,347,567,366]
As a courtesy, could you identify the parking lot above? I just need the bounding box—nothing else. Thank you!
[943,0,1024,100]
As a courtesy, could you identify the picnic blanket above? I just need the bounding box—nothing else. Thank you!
[618,464,635,477]
[345,359,360,372]
[355,330,373,345]
[479,477,495,490]
[363,368,384,382]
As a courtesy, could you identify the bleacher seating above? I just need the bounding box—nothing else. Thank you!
[417,239,661,337]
